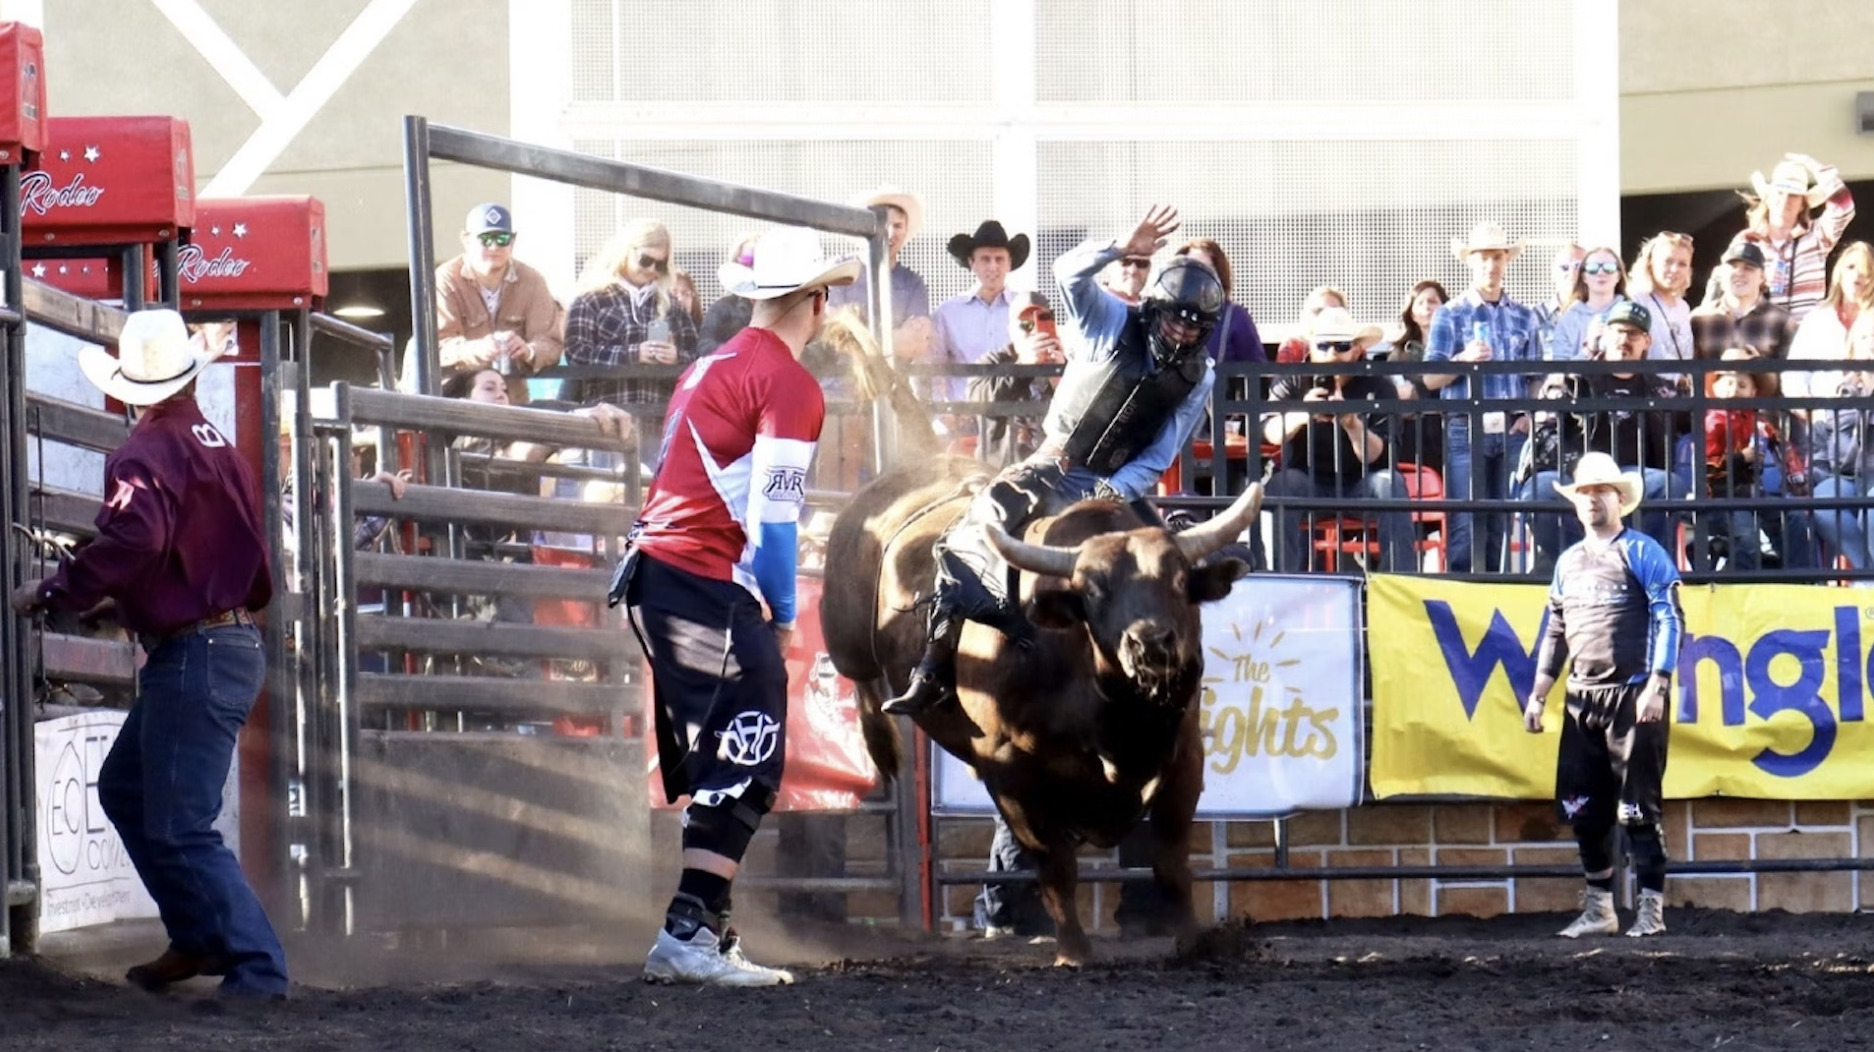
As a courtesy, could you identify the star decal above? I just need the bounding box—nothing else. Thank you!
[30,263,44,278]
[57,149,68,162]
[210,225,221,237]
[56,264,67,275]
[232,223,248,238]
[82,145,99,163]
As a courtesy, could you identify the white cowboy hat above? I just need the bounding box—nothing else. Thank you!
[1750,159,1830,209]
[1553,452,1644,517]
[1450,221,1525,261]
[78,309,222,406]
[856,185,923,242]
[1306,306,1383,347]
[716,226,862,301]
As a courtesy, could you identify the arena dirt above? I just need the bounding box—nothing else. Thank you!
[8,909,1874,1050]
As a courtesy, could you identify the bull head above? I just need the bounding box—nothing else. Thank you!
[984,484,1262,706]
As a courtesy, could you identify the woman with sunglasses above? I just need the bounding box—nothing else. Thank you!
[564,219,700,426]
[1547,246,1630,362]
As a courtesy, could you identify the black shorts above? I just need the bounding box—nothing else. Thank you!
[1555,681,1669,831]
[625,553,787,806]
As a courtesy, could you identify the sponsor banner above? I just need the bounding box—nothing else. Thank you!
[1370,574,1874,800]
[34,711,242,934]
[647,576,879,811]
[936,575,1365,817]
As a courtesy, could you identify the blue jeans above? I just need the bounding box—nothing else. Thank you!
[1518,465,1688,566]
[99,625,288,996]
[1811,474,1874,571]
[1444,420,1525,573]
[973,816,1053,935]
[1263,467,1416,573]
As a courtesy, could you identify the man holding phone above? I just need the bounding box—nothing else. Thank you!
[404,202,566,403]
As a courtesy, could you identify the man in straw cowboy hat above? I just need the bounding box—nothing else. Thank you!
[827,185,934,360]
[1423,219,1542,573]
[12,309,288,997]
[1522,451,1684,940]
[610,226,859,986]
[1258,306,1415,573]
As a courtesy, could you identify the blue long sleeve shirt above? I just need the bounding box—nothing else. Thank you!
[1049,239,1215,501]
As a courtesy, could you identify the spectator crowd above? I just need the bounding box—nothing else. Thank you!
[402,152,1869,584]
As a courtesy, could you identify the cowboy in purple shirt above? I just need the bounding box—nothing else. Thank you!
[13,310,287,999]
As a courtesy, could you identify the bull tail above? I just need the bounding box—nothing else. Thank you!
[855,677,903,782]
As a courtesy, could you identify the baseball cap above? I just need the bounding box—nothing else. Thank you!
[1722,239,1766,269]
[1605,300,1652,332]
[465,203,514,236]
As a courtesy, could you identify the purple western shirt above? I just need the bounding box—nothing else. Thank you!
[40,397,272,635]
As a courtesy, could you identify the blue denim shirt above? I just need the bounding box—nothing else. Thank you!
[1425,289,1540,403]
[1049,239,1216,501]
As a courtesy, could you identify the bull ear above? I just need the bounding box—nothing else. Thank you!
[1188,558,1250,604]
[1027,589,1087,629]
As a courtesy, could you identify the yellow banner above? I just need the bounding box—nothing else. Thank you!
[1370,574,1874,800]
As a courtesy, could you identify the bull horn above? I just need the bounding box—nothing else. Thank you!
[1174,482,1265,562]
[984,521,1079,579]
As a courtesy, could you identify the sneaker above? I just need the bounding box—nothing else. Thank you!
[1557,888,1619,938]
[1626,889,1667,937]
[643,927,794,987]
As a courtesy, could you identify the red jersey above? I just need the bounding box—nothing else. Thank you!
[1703,407,1758,463]
[633,327,823,617]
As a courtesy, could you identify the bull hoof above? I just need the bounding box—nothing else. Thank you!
[1052,951,1086,968]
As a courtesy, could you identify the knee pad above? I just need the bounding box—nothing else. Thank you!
[681,782,779,863]
[1626,821,1668,870]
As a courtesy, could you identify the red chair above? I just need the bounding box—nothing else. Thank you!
[1308,463,1445,573]
[1157,434,1254,495]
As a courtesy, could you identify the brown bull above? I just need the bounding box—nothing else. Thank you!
[820,460,1261,965]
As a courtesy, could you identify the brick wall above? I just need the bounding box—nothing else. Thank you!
[713,799,1870,930]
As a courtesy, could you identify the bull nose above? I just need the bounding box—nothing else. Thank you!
[1121,624,1175,664]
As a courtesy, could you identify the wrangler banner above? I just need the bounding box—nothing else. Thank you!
[1370,574,1874,801]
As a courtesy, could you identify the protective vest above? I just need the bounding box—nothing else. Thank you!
[1043,313,1210,476]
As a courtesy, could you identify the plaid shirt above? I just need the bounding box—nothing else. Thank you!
[563,281,700,410]
[1689,298,1799,360]
[1425,290,1540,402]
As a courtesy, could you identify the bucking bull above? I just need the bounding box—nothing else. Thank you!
[820,450,1262,965]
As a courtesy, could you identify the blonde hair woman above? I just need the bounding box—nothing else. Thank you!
[1627,232,1695,363]
[1786,241,1874,399]
[564,218,698,417]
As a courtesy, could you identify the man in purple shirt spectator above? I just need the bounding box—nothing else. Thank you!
[931,220,1030,409]
[13,310,287,999]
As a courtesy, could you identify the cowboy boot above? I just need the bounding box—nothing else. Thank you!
[883,599,963,716]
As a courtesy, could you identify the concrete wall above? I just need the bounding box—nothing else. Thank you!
[1621,1,1874,194]
[36,0,509,270]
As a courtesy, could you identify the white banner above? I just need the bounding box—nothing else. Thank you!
[935,575,1365,817]
[34,710,241,934]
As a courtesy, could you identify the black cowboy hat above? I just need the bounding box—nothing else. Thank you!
[947,220,1030,271]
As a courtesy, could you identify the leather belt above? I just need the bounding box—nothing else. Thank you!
[141,608,256,653]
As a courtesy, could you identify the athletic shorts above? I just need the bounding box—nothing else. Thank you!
[1555,680,1669,830]
[625,553,788,806]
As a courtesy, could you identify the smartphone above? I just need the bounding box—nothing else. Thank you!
[647,318,672,344]
[1034,315,1058,340]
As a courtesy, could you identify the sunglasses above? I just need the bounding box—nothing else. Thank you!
[636,252,670,273]
[477,232,514,248]
[1313,340,1357,353]
[1555,261,1582,274]
[1582,261,1621,276]
[1017,311,1056,334]
[1120,257,1152,270]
